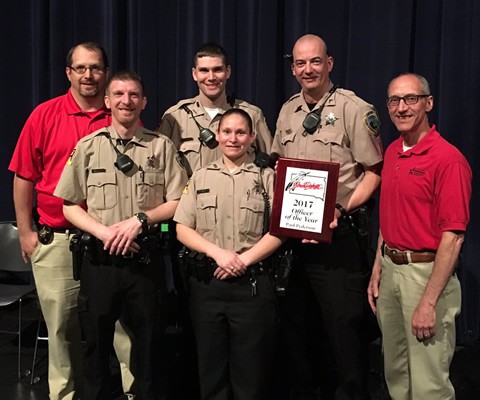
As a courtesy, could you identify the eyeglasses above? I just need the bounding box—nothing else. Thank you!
[386,94,430,107]
[69,65,105,74]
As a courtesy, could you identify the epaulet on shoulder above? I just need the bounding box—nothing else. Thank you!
[76,130,103,145]
[285,92,301,104]
[335,88,372,107]
[235,99,262,113]
[90,129,108,139]
[336,88,357,98]
[143,130,159,138]
[165,98,196,114]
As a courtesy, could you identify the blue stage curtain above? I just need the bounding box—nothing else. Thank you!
[1,0,479,341]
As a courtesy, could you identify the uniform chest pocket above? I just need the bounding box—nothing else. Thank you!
[179,140,202,155]
[136,171,165,209]
[196,194,217,230]
[280,131,299,155]
[87,172,117,210]
[313,130,344,162]
[239,197,264,236]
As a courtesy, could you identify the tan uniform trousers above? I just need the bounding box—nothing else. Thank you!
[31,231,134,399]
[376,253,460,400]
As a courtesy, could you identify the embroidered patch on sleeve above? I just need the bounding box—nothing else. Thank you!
[66,148,76,165]
[363,110,380,135]
[183,179,191,195]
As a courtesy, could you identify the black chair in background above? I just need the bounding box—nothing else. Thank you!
[0,221,36,378]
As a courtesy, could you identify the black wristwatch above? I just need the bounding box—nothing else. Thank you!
[134,212,149,233]
[335,203,348,218]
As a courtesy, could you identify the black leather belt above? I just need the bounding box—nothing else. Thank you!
[189,259,269,284]
[52,227,73,233]
[38,225,77,244]
[384,245,436,265]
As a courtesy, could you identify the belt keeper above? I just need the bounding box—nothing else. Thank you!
[406,252,412,264]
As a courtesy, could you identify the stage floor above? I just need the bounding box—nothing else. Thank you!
[1,295,479,400]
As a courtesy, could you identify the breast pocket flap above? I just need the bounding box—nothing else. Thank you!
[197,194,217,210]
[240,197,264,213]
[315,130,343,145]
[139,171,165,187]
[87,171,116,187]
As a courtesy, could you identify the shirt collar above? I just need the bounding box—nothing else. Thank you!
[298,81,336,112]
[65,88,110,117]
[395,124,439,156]
[207,157,258,174]
[101,125,149,148]
[191,95,232,117]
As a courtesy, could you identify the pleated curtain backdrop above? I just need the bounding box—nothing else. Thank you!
[1,0,479,341]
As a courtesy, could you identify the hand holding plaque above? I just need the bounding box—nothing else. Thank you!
[270,158,339,243]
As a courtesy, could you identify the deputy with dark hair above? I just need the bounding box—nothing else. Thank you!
[271,34,383,399]
[157,42,272,172]
[55,70,188,399]
[174,108,283,400]
[368,73,472,399]
[9,42,134,399]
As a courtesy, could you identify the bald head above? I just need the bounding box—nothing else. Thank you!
[291,34,333,102]
[292,34,329,60]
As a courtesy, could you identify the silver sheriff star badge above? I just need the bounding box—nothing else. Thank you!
[325,112,339,126]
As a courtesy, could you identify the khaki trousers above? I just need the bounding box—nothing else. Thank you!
[376,254,460,400]
[31,231,134,399]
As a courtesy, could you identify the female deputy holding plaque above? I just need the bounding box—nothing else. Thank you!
[173,108,284,400]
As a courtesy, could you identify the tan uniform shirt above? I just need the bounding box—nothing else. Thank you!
[157,96,273,171]
[174,158,275,254]
[271,86,383,201]
[55,126,188,225]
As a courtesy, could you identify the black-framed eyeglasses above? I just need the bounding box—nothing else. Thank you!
[68,65,105,74]
[386,94,430,107]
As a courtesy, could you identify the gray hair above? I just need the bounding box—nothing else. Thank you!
[388,73,431,95]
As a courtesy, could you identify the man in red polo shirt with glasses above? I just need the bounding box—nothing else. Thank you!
[9,42,133,400]
[368,73,472,399]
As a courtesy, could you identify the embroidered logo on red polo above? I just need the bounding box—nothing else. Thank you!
[409,168,425,176]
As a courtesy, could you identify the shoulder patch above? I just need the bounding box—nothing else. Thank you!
[363,110,381,136]
[67,148,76,165]
[183,179,191,195]
[175,151,193,177]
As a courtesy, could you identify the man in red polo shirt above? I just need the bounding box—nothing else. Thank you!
[9,42,133,400]
[368,73,472,399]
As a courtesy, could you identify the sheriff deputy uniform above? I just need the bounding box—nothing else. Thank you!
[158,96,273,171]
[174,159,277,400]
[55,125,187,399]
[271,83,383,399]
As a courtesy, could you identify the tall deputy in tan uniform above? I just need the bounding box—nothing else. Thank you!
[157,42,272,172]
[271,34,383,400]
[174,108,283,400]
[55,70,188,399]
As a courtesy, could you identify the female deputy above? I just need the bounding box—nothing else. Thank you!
[174,108,283,400]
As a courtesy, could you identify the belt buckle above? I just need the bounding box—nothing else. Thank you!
[389,248,407,265]
[38,225,54,245]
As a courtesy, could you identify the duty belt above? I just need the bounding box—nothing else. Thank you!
[86,236,156,266]
[384,244,436,265]
[183,249,270,284]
